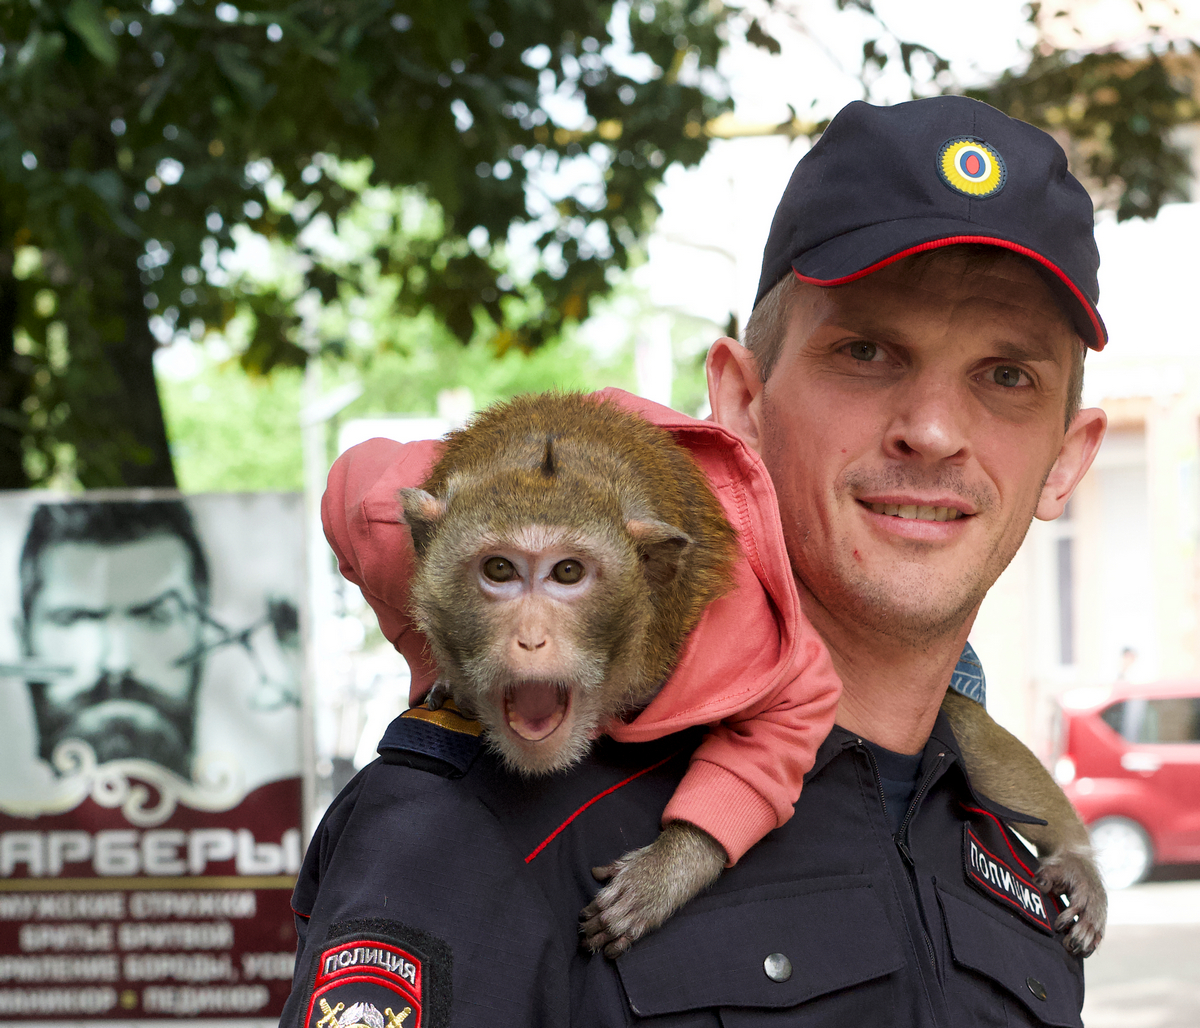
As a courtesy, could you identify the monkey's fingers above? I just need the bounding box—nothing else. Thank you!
[591,863,619,883]
[1055,908,1103,957]
[603,936,633,959]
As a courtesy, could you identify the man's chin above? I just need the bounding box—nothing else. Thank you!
[811,560,988,646]
[55,701,191,778]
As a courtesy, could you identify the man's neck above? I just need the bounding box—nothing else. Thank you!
[797,581,977,756]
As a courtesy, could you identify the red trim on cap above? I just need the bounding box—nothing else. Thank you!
[793,235,1106,350]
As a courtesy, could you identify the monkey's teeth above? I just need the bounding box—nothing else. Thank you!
[866,502,962,522]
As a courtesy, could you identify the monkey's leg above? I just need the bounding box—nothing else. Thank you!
[579,821,726,959]
[941,690,1106,957]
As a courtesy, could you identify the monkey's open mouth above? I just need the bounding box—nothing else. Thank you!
[503,680,569,742]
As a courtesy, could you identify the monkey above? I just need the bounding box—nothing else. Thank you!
[397,391,1106,959]
[941,690,1106,956]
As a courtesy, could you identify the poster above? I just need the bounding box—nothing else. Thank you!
[0,492,305,1023]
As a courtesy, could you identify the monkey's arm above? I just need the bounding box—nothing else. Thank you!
[579,820,726,959]
[940,690,1105,956]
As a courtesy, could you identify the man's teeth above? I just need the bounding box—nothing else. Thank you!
[866,502,963,522]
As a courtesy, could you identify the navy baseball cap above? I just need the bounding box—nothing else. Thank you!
[755,96,1107,349]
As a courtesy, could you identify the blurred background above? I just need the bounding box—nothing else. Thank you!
[2,0,1199,1023]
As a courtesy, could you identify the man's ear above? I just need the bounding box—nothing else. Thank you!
[1035,407,1107,520]
[706,337,765,455]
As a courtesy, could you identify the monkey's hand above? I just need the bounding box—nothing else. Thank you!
[1035,842,1107,958]
[579,820,725,959]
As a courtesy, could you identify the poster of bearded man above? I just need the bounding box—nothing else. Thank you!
[0,492,305,1025]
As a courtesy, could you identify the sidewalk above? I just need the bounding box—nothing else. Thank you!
[1082,872,1200,1028]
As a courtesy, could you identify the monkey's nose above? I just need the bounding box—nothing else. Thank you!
[517,639,547,651]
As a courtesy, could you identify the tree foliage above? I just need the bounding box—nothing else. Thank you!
[0,0,735,488]
[0,0,1196,490]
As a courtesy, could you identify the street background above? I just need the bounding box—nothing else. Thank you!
[1,0,1199,1023]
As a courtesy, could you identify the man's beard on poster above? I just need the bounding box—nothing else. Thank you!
[28,670,201,780]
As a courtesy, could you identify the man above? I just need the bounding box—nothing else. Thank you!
[19,500,211,779]
[285,96,1106,1027]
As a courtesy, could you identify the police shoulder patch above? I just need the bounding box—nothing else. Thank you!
[306,919,452,1028]
[377,699,484,778]
[963,824,1058,934]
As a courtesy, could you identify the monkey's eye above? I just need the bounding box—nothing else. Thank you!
[482,557,517,582]
[551,560,585,584]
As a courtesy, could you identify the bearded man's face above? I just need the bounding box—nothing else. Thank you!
[25,535,204,779]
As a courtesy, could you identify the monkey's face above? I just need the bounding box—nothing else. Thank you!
[411,522,652,777]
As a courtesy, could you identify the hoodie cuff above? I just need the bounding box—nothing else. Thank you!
[661,759,780,867]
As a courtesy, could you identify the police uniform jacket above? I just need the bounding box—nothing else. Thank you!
[281,708,1084,1028]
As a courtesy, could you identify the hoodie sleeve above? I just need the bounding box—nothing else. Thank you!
[321,437,443,703]
[660,619,841,866]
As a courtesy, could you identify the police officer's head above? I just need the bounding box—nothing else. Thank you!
[708,96,1107,645]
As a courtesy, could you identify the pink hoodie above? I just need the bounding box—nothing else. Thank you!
[321,389,841,864]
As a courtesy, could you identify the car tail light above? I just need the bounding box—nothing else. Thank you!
[1054,755,1076,785]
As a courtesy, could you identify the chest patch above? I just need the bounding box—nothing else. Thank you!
[963,825,1055,934]
[305,921,451,1028]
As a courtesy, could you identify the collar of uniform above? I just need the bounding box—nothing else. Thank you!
[928,710,1047,826]
[815,715,1047,827]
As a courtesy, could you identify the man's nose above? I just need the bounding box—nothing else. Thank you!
[99,619,133,677]
[882,377,969,462]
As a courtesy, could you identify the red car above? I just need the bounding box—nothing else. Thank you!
[1052,679,1200,888]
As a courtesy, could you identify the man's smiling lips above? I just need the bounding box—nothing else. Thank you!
[855,496,975,539]
[864,502,964,522]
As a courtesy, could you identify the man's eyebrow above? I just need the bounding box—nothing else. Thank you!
[986,339,1069,364]
[127,588,190,617]
[41,604,107,618]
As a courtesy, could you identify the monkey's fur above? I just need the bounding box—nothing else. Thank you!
[942,691,1106,955]
[399,392,1105,958]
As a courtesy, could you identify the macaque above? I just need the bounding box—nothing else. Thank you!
[942,691,1106,955]
[399,392,1105,958]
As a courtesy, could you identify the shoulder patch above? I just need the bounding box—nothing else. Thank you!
[963,824,1058,934]
[376,701,484,778]
[305,919,452,1028]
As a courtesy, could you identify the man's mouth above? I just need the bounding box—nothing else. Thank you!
[865,502,965,522]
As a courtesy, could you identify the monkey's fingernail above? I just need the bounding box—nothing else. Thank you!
[604,938,631,959]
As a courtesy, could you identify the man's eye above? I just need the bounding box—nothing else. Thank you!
[847,341,878,362]
[992,366,1026,388]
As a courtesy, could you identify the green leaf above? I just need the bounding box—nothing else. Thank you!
[65,0,118,67]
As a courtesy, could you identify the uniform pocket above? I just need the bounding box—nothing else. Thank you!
[616,876,903,1021]
[937,885,1083,1027]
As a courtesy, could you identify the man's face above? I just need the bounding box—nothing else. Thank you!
[25,535,204,776]
[754,253,1084,645]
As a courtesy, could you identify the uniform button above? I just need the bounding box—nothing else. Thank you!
[1026,976,1047,1001]
[763,953,792,983]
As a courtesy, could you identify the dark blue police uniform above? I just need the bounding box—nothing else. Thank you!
[281,700,1083,1028]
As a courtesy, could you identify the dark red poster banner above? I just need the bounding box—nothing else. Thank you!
[0,493,307,1023]
[0,778,300,1021]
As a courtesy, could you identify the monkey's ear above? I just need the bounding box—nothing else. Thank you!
[399,488,448,557]
[628,519,692,589]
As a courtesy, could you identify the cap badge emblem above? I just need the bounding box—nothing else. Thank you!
[938,137,1006,198]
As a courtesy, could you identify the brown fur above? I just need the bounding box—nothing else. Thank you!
[941,690,1106,956]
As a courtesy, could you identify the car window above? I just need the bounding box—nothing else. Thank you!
[1100,698,1200,743]
[1140,698,1200,743]
[1099,702,1126,736]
